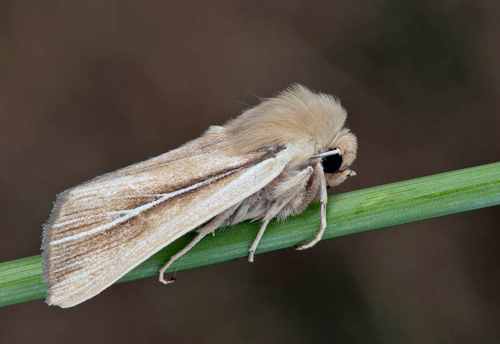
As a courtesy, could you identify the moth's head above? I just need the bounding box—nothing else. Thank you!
[319,128,357,188]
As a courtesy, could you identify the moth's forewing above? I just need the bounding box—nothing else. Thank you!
[43,136,293,308]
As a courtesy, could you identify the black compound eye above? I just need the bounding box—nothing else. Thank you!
[322,154,343,173]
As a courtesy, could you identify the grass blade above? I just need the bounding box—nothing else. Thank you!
[1,162,499,308]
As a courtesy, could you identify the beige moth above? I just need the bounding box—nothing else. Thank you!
[42,85,358,308]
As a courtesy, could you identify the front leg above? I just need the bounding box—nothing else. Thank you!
[325,169,356,188]
[296,163,327,250]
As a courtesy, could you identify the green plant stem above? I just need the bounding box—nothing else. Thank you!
[1,162,499,308]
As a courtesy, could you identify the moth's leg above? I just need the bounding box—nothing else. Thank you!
[296,163,327,250]
[325,169,356,188]
[159,207,235,284]
[248,166,314,262]
[248,219,270,263]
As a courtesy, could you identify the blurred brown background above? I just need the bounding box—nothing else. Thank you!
[1,1,499,343]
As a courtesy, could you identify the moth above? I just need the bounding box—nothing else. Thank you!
[42,85,357,308]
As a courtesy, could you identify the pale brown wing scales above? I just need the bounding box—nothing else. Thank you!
[43,143,292,307]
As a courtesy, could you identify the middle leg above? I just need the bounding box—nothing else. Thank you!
[248,166,315,262]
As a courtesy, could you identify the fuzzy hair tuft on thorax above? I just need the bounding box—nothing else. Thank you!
[223,85,348,159]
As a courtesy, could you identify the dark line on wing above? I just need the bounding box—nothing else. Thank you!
[62,206,100,218]
[54,220,105,236]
